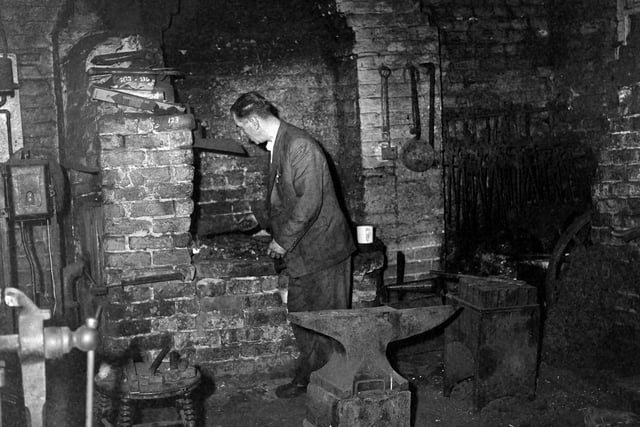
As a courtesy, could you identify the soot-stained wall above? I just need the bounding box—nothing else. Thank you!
[164,1,446,286]
[2,0,639,384]
[162,0,355,237]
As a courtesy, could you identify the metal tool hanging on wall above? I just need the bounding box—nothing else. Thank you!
[400,62,437,172]
[379,65,397,160]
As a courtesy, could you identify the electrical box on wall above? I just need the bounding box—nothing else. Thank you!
[6,162,53,220]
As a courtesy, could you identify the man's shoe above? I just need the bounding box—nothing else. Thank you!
[275,382,307,398]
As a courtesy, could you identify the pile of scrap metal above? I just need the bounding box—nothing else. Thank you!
[86,48,247,156]
[87,49,185,114]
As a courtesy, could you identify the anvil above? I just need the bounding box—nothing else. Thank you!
[288,305,454,399]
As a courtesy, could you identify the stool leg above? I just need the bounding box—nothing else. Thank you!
[95,391,113,424]
[116,398,133,427]
[178,392,196,427]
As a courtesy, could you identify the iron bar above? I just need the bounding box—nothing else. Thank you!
[442,107,594,253]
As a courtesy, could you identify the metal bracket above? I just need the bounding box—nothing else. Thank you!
[5,287,50,427]
[0,288,100,427]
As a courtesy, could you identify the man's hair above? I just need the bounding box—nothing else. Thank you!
[230,91,278,119]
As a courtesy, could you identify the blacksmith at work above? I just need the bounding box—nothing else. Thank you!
[231,91,355,398]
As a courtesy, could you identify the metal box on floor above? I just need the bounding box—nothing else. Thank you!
[443,274,540,410]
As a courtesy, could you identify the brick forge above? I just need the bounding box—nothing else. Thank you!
[60,0,444,386]
[58,36,300,381]
[60,36,200,357]
[97,110,197,353]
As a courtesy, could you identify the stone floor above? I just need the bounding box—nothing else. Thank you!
[4,335,640,426]
[4,285,640,427]
[194,352,640,427]
[105,335,639,427]
[193,350,640,427]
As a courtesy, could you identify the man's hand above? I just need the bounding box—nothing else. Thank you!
[267,239,287,259]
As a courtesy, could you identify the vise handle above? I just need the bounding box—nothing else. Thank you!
[148,345,172,374]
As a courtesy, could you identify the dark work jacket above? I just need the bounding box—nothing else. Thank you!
[268,121,355,278]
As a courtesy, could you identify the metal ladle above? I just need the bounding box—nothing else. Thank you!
[400,63,436,172]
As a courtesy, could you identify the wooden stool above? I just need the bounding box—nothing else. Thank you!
[94,355,200,427]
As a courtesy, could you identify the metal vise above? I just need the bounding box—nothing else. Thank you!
[0,287,99,427]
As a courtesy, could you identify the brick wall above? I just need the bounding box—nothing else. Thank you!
[163,0,351,237]
[333,56,364,217]
[547,0,617,140]
[585,5,638,242]
[335,0,444,283]
[180,57,342,236]
[56,32,299,383]
[431,0,553,112]
[0,0,61,154]
[0,0,65,328]
[191,237,294,379]
[163,0,446,284]
[162,1,437,285]
[545,1,640,364]
[550,1,626,239]
[156,0,444,379]
[426,0,566,268]
[3,0,636,385]
[172,64,347,238]
[594,84,640,240]
[58,36,193,352]
[96,107,197,354]
[546,0,616,251]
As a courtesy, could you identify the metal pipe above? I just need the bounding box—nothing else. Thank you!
[85,349,94,427]
[19,222,40,303]
[62,261,85,325]
[379,65,391,144]
[45,220,57,316]
[80,316,99,427]
[0,10,7,58]
[0,95,12,157]
[421,63,436,150]
[0,359,3,427]
[385,283,436,293]
[407,64,421,138]
[106,272,183,288]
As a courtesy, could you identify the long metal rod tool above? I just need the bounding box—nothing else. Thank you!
[45,220,57,317]
[85,319,98,427]
[0,359,4,427]
[85,306,102,427]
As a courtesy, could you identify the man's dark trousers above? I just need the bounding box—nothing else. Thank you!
[286,256,351,386]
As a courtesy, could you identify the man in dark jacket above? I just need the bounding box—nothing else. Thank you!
[231,92,355,398]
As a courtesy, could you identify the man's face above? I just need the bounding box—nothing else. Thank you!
[233,113,266,144]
